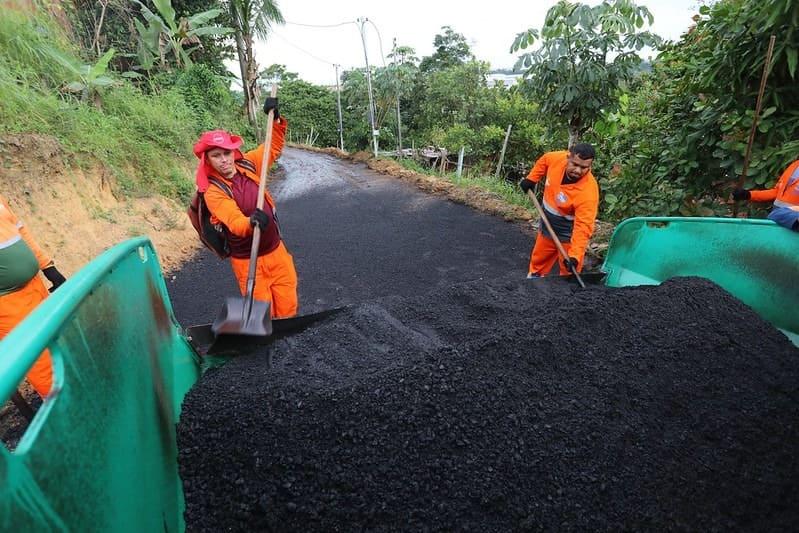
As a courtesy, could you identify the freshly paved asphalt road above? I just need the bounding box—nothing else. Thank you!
[167,147,534,325]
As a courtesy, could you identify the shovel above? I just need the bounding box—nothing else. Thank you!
[210,83,280,343]
[526,189,586,288]
[187,306,348,356]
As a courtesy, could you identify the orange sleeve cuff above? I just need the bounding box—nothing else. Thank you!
[243,118,288,178]
[749,188,778,203]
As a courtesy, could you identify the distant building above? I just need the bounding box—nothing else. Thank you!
[486,72,524,87]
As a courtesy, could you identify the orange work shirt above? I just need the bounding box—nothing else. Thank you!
[204,118,287,240]
[526,150,599,262]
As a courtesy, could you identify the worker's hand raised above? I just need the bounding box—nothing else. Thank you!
[519,179,535,193]
[42,266,66,292]
[732,188,751,201]
[562,257,579,272]
[249,208,270,230]
[263,97,279,119]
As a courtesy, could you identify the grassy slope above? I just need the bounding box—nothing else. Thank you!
[0,10,204,200]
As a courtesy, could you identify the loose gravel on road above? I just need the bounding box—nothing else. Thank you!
[178,275,799,532]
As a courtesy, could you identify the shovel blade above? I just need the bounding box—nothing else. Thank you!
[186,306,349,356]
[212,296,273,337]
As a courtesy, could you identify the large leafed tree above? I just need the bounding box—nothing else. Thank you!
[511,0,661,146]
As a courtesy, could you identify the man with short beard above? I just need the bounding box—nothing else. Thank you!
[519,143,599,277]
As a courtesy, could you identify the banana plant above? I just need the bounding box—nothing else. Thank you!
[134,0,232,70]
[46,46,116,106]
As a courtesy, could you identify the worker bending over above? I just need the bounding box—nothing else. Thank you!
[192,98,298,318]
[519,143,599,277]
[0,194,66,397]
[733,158,799,231]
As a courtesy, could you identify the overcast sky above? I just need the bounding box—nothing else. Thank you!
[244,0,703,86]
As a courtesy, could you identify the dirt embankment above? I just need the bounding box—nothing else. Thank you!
[288,143,614,258]
[0,134,199,276]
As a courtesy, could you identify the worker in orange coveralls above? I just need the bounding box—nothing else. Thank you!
[193,97,298,318]
[0,194,66,397]
[518,143,599,277]
[733,159,799,231]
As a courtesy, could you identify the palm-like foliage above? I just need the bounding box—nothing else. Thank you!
[227,0,283,40]
[45,46,116,106]
[224,0,284,134]
[134,0,231,70]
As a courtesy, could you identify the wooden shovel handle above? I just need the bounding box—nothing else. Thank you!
[526,189,586,288]
[244,84,279,316]
[733,35,776,217]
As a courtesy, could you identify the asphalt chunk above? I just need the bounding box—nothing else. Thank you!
[178,276,799,532]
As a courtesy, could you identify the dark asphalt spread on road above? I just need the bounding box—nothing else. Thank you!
[167,147,533,326]
[171,148,799,532]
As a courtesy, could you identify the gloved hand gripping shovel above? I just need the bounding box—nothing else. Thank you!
[526,189,586,288]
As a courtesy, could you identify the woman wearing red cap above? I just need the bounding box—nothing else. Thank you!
[193,98,298,318]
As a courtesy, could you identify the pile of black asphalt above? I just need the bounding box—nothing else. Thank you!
[178,275,799,532]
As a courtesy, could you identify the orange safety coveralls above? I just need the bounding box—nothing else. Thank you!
[525,151,599,276]
[204,119,298,318]
[0,194,53,397]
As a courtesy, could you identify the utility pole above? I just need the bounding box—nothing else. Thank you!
[393,38,402,155]
[334,64,345,151]
[357,17,379,156]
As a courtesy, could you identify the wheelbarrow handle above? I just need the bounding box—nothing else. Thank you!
[526,189,586,288]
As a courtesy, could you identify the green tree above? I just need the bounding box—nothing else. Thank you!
[224,0,284,136]
[171,0,236,74]
[511,0,661,145]
[66,0,139,71]
[45,46,116,106]
[382,43,418,150]
[412,60,491,134]
[66,1,232,75]
[339,68,372,150]
[279,77,338,147]
[260,63,298,84]
[419,26,472,72]
[173,63,243,131]
[595,0,799,221]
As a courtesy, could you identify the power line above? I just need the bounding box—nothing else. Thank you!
[285,20,356,29]
[366,19,388,67]
[270,30,338,66]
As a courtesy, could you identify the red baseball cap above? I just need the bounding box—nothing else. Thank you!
[193,130,244,192]
[193,129,243,157]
